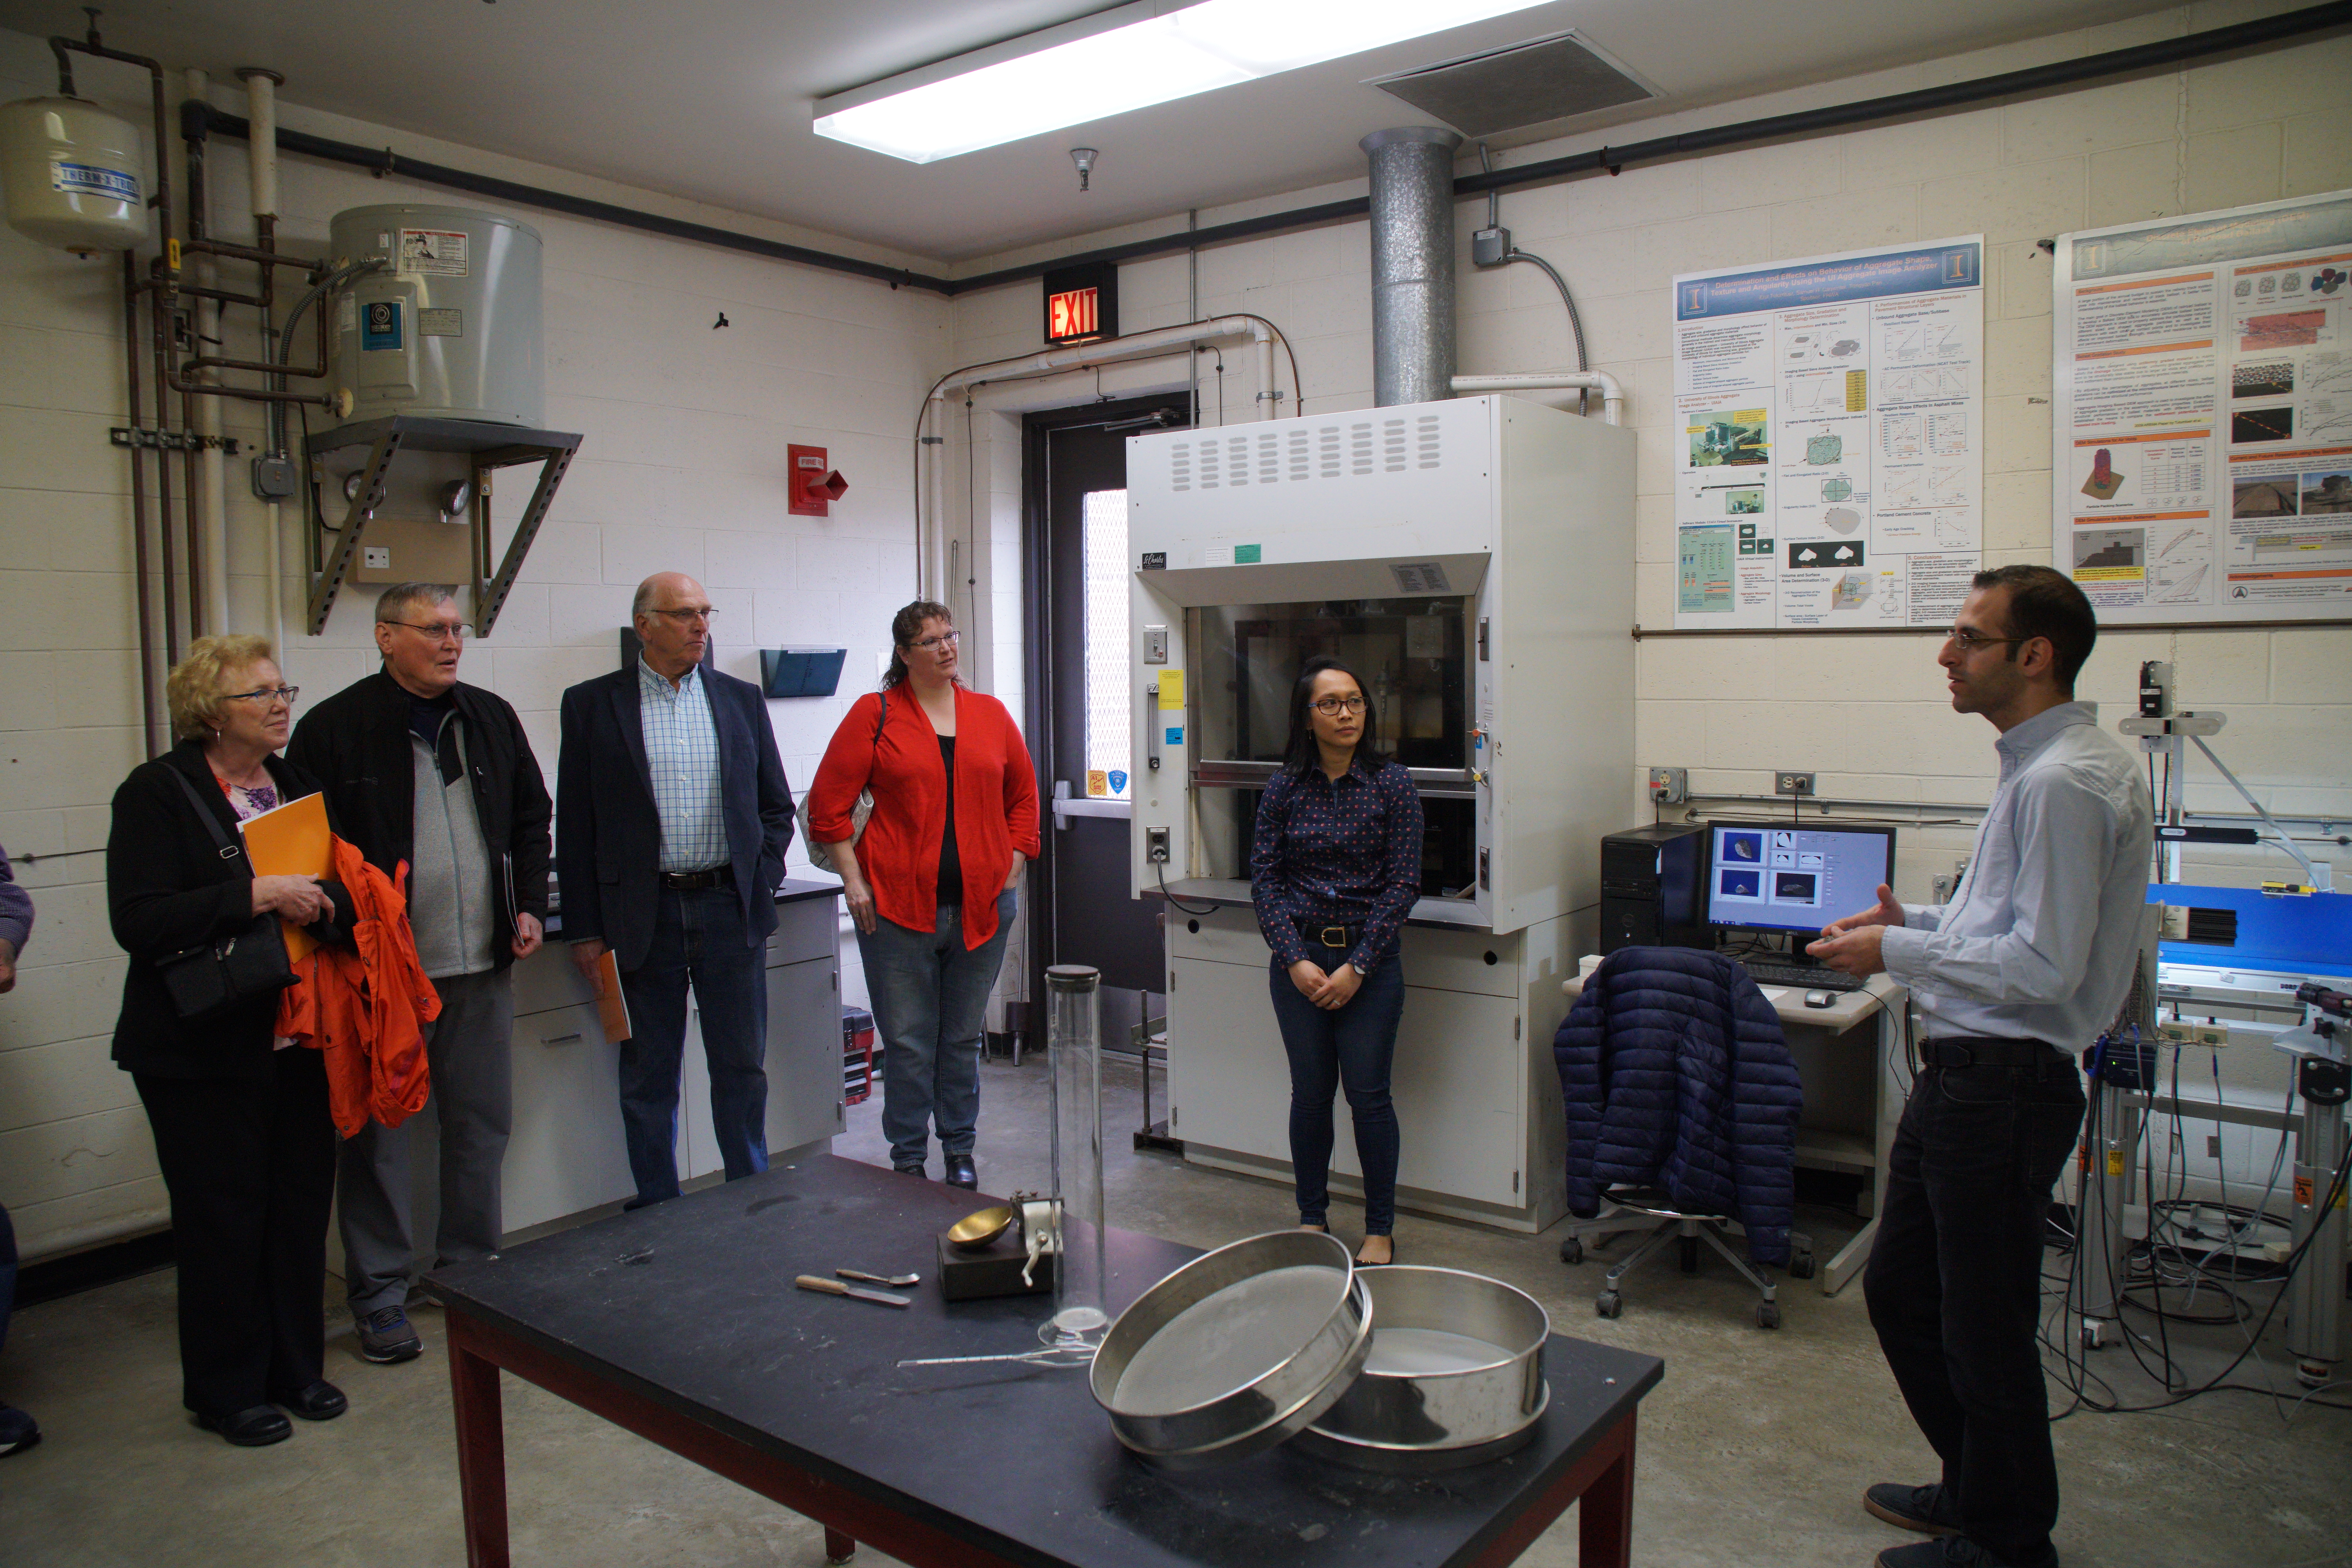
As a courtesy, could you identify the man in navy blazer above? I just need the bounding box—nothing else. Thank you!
[558,572,795,1207]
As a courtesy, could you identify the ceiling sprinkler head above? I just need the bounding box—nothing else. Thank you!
[1070,147,1097,193]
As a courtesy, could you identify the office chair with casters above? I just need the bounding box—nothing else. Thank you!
[1559,1188,1813,1328]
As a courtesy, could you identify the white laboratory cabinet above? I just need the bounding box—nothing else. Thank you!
[364,884,844,1262]
[1125,394,1633,1232]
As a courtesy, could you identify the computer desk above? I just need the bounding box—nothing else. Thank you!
[1561,964,1908,1295]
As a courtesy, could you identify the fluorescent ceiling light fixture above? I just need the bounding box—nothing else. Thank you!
[814,0,1554,164]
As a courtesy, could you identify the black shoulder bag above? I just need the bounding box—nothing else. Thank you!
[153,768,298,1020]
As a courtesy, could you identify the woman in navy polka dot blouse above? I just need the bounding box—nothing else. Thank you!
[1249,655,1423,1265]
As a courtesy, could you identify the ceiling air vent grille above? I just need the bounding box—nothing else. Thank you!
[1367,30,1655,138]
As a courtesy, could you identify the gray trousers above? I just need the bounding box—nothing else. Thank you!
[336,967,515,1316]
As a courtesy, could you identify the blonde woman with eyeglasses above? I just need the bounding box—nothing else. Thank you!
[106,635,350,1447]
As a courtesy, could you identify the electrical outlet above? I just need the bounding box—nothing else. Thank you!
[1145,826,1170,864]
[2206,1134,2223,1158]
[1647,766,1688,804]
[1775,771,1816,797]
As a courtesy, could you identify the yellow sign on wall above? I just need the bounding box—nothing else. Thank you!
[1157,670,1184,710]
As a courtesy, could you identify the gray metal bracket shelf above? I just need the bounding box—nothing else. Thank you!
[303,414,581,637]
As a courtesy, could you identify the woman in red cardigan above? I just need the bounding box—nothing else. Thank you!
[808,601,1041,1189]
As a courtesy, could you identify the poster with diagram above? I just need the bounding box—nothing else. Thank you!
[2051,190,2352,623]
[1671,236,1985,630]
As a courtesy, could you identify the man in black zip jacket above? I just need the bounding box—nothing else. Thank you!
[287,583,552,1367]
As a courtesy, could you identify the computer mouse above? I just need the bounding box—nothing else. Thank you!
[1803,989,1837,1009]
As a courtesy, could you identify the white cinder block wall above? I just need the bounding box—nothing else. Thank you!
[935,5,2351,1202]
[0,27,946,1260]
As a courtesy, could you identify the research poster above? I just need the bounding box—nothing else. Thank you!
[1671,236,1985,630]
[2052,191,2352,623]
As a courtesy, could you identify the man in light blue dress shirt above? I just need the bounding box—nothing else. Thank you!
[558,573,796,1207]
[1811,564,2151,1568]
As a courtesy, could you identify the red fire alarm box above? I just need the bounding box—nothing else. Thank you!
[788,444,849,516]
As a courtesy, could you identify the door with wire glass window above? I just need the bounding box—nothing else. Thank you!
[1024,398,1187,1048]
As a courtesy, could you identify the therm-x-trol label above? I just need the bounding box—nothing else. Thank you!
[398,228,469,276]
[50,160,137,201]
[418,308,463,338]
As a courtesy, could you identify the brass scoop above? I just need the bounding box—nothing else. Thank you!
[947,1204,1017,1250]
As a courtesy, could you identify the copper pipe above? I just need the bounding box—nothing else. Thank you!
[149,261,179,665]
[183,235,312,272]
[123,252,159,755]
[180,377,202,639]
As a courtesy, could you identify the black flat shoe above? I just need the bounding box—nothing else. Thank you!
[943,1152,977,1189]
[271,1380,348,1421]
[195,1405,292,1447]
[893,1161,927,1178]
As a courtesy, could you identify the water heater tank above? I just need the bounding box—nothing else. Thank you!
[0,96,149,254]
[328,204,543,427]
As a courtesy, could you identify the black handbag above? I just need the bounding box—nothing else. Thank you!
[153,767,298,1021]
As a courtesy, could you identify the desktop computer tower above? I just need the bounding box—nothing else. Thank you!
[1598,822,1709,954]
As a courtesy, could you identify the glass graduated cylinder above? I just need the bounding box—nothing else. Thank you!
[1044,964,1109,1347]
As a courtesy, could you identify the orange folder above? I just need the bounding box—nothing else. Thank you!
[593,949,633,1043]
[239,790,330,960]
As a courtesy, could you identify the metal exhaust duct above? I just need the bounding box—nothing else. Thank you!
[1360,126,1460,407]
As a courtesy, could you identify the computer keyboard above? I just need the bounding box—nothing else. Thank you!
[1742,960,1866,992]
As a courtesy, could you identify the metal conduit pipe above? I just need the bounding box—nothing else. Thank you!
[1452,371,1624,424]
[916,316,1279,598]
[1361,127,1460,407]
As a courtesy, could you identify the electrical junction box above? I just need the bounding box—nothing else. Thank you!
[352,517,471,585]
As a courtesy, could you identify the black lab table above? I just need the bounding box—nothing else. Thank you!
[428,1154,1663,1568]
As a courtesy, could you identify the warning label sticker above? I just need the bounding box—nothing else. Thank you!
[399,229,469,276]
[419,308,463,338]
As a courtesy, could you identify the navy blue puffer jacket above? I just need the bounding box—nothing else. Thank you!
[1554,948,1804,1265]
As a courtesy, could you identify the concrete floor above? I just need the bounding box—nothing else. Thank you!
[5,1049,2348,1566]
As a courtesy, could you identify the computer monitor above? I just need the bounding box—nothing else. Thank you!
[1703,821,1897,938]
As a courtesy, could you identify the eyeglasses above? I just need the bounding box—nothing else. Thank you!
[224,686,300,706]
[384,619,471,642]
[1941,626,2026,652]
[909,630,961,652]
[1310,695,1367,716]
[646,607,716,627]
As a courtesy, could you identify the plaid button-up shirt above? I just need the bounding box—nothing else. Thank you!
[638,658,727,873]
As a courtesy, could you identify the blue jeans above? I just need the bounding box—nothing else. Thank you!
[1267,945,1405,1235]
[1864,1046,2085,1568]
[858,890,1016,1169]
[617,885,769,1207]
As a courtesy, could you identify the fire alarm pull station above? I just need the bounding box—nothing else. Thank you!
[788,444,849,517]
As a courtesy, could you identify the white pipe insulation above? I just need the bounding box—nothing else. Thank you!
[185,68,231,636]
[1450,370,1624,425]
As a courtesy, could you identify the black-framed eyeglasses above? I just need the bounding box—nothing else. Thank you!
[223,686,300,706]
[384,619,471,642]
[908,630,960,652]
[646,607,716,626]
[1310,695,1367,716]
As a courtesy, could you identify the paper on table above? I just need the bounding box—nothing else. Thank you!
[1758,986,1795,1005]
[239,790,328,961]
[593,949,632,1044]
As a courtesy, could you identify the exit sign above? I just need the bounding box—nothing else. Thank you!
[1042,260,1118,345]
